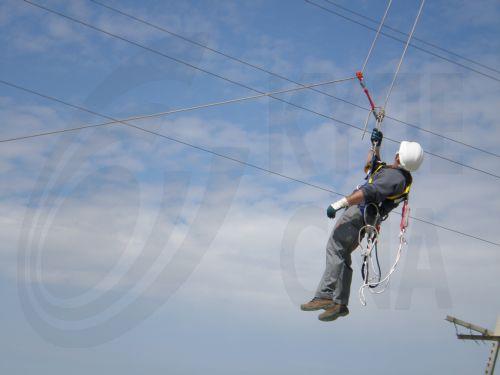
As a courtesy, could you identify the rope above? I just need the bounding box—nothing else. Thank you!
[362,232,406,296]
[382,0,426,110]
[358,201,410,306]
[0,76,353,143]
[358,0,393,133]
[360,0,393,73]
[358,217,407,306]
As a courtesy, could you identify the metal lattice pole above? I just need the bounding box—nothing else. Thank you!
[486,318,500,374]
[446,315,500,374]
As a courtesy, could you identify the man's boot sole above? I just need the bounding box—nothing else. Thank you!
[318,309,349,322]
[300,302,336,311]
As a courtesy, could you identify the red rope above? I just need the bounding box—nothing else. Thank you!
[400,200,410,231]
[356,71,377,112]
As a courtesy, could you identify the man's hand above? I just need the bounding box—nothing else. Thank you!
[371,128,383,147]
[326,205,337,219]
[326,197,349,219]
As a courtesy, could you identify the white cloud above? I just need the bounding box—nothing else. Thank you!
[0,2,498,369]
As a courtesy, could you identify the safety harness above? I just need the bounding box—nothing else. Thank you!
[366,161,412,220]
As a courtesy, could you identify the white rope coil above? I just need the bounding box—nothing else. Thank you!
[358,203,408,306]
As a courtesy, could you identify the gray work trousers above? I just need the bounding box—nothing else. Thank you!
[315,206,365,305]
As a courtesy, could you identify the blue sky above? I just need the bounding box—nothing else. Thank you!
[1,0,499,374]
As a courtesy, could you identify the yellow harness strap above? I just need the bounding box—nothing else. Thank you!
[386,184,411,200]
[367,164,385,184]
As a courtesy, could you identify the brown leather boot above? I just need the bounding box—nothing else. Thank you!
[318,303,349,321]
[300,298,335,311]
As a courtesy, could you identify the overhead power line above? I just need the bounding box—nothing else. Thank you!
[86,0,500,159]
[323,0,500,75]
[304,0,500,83]
[0,76,354,143]
[1,79,498,248]
[22,0,500,179]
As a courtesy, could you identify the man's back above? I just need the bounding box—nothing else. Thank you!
[360,165,409,205]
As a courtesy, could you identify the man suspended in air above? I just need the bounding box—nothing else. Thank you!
[300,128,424,322]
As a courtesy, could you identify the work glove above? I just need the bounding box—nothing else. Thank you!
[326,197,349,219]
[371,128,383,146]
[326,205,337,219]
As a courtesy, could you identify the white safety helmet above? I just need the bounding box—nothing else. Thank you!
[398,141,424,172]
